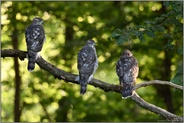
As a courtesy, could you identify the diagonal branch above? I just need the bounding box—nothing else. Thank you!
[131,92,183,122]
[39,101,52,122]
[1,49,183,122]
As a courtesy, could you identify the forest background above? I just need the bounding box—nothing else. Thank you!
[1,1,183,122]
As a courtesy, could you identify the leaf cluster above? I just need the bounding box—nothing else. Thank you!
[109,1,183,51]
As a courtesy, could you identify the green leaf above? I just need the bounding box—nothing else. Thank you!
[155,25,165,32]
[135,32,141,38]
[110,28,123,38]
[161,13,168,18]
[138,33,145,42]
[150,26,157,32]
[145,28,155,38]
[163,1,170,8]
[177,47,183,55]
[171,1,183,14]
[167,10,175,16]
[171,63,183,86]
[164,43,174,50]
[116,35,124,45]
[163,33,172,39]
[155,17,164,23]
[171,75,183,86]
[144,20,152,25]
[146,31,155,38]
[132,30,140,37]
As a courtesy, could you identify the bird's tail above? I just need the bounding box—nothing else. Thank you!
[122,82,134,99]
[27,51,38,71]
[79,76,88,95]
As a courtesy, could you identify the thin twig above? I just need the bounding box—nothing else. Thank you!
[135,80,183,90]
[40,102,52,122]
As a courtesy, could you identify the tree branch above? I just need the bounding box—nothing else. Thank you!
[131,92,183,122]
[135,80,183,90]
[1,49,183,122]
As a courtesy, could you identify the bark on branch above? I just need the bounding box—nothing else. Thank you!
[1,49,183,122]
[131,92,183,122]
[135,80,183,90]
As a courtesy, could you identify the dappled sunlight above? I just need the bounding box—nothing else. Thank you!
[1,14,10,25]
[139,5,144,11]
[139,55,154,66]
[100,94,107,101]
[24,95,39,104]
[170,65,176,71]
[99,71,106,78]
[1,2,11,24]
[151,3,162,11]
[21,105,42,122]
[1,59,14,82]
[43,12,51,20]
[98,55,105,63]
[77,16,84,22]
[87,16,95,24]
[15,13,28,21]
[2,86,14,122]
[101,33,109,40]
[60,90,68,97]
[157,51,164,59]
[71,62,77,72]
[96,22,104,29]
[1,1,183,122]
[105,52,111,57]
[48,102,59,113]
[125,15,133,21]
[136,78,143,84]
[82,89,94,101]
[76,30,88,37]
[73,25,79,31]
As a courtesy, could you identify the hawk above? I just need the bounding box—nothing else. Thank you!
[25,17,45,71]
[116,49,139,98]
[77,39,98,95]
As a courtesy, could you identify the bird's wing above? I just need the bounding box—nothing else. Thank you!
[116,60,124,78]
[123,57,138,84]
[78,46,97,75]
[25,25,45,52]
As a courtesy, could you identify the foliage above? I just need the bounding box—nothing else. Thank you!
[171,63,183,86]
[110,2,182,49]
[1,1,183,122]
[109,1,183,85]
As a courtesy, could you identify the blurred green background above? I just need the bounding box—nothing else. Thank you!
[1,1,183,122]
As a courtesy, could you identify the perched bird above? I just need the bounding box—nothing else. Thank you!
[25,17,45,71]
[116,49,139,98]
[77,39,98,95]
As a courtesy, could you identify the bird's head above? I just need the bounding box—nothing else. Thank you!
[121,49,133,58]
[86,39,96,47]
[32,17,43,25]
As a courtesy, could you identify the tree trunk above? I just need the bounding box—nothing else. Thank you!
[55,97,70,122]
[154,1,174,113]
[155,46,174,113]
[12,26,21,122]
[63,18,75,71]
